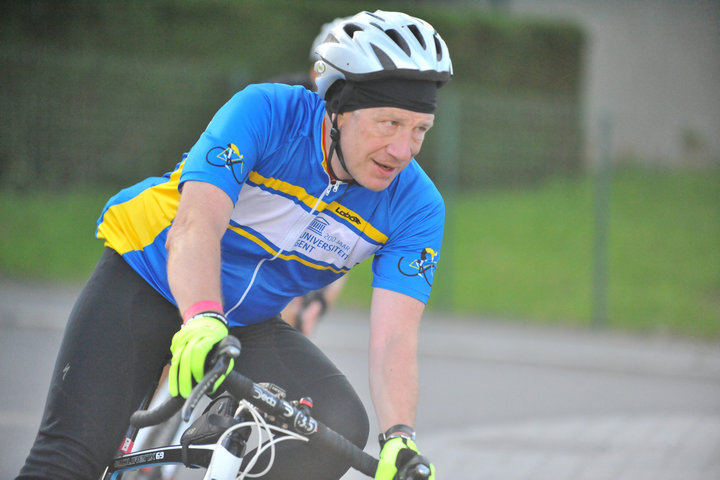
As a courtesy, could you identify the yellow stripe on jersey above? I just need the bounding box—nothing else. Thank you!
[97,167,183,254]
[227,224,350,274]
[248,171,389,245]
[247,171,319,211]
[324,201,388,244]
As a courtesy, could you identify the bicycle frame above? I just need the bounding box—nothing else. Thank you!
[102,336,429,480]
[103,397,313,480]
[102,444,214,479]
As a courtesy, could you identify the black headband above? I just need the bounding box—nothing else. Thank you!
[328,78,438,115]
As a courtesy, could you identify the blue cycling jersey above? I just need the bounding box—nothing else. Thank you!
[97,83,444,327]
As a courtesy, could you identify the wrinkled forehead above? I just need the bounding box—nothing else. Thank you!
[354,106,435,126]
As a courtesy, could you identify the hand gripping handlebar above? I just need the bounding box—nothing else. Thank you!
[129,337,240,428]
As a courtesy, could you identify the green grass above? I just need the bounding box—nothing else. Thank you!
[0,188,111,280]
[1,169,718,338]
[447,177,595,322]
[339,169,720,339]
[606,170,720,337]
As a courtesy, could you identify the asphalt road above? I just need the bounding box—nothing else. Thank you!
[2,280,719,479]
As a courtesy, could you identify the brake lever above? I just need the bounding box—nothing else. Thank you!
[181,336,242,422]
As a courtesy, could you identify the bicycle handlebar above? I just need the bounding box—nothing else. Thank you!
[130,336,241,427]
[129,394,184,428]
[129,336,430,479]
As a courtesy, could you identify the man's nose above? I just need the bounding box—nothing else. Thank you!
[385,130,415,162]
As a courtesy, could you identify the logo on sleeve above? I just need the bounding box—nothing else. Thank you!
[206,143,245,183]
[398,247,438,286]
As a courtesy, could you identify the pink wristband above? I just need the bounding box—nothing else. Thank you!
[182,301,223,323]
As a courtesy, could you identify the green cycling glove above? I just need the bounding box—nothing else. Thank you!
[169,312,234,398]
[376,436,435,480]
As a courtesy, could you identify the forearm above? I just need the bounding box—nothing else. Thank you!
[165,181,233,318]
[167,225,223,317]
[323,275,348,308]
[369,288,423,431]
[369,331,419,430]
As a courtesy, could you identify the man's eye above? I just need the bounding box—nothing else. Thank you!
[378,121,397,132]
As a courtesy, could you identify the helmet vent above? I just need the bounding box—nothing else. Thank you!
[371,44,398,70]
[384,28,411,56]
[343,23,364,38]
[433,34,444,61]
[407,24,426,49]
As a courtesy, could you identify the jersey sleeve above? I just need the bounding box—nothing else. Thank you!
[179,85,274,202]
[371,189,445,304]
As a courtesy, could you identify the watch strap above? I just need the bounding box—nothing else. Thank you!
[378,424,416,448]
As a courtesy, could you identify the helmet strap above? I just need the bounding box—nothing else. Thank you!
[327,114,359,186]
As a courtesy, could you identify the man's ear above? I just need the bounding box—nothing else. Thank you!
[337,111,355,129]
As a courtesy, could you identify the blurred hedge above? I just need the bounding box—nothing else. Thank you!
[0,0,584,191]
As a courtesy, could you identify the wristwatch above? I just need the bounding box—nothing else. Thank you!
[378,424,416,447]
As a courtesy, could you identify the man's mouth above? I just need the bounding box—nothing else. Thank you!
[374,160,395,172]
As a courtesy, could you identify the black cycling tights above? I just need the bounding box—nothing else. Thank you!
[17,248,369,480]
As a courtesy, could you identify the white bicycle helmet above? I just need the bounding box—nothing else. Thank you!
[314,10,453,100]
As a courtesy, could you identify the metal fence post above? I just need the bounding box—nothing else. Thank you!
[592,111,613,328]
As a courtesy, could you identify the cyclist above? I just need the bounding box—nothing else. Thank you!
[17,10,451,480]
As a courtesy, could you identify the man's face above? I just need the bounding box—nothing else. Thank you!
[333,107,435,192]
